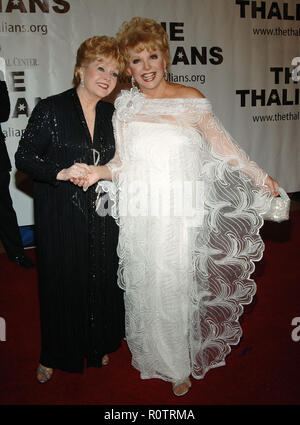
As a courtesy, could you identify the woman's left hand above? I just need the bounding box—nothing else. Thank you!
[264,175,279,196]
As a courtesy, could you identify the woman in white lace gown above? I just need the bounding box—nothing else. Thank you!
[73,17,279,396]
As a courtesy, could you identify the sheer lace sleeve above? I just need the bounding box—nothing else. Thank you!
[176,101,274,379]
[192,111,268,188]
[170,100,273,219]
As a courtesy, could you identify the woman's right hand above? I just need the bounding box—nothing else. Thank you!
[264,175,279,197]
[70,165,104,191]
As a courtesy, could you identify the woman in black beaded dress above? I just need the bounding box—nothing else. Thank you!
[15,36,125,383]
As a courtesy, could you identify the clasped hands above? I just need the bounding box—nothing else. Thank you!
[57,163,101,191]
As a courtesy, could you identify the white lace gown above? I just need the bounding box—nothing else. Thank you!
[97,88,272,383]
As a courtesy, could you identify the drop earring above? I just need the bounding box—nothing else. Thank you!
[131,76,136,88]
[164,68,168,80]
[80,72,84,87]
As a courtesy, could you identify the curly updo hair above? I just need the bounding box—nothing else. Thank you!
[72,35,123,87]
[116,17,171,77]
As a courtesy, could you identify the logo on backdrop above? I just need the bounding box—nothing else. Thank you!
[1,54,40,121]
[159,22,223,86]
[0,0,70,13]
[9,69,41,119]
[236,57,299,107]
[0,47,40,142]
[0,0,71,35]
[161,22,223,66]
[235,1,300,20]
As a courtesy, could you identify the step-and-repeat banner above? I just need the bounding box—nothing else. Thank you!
[0,0,299,225]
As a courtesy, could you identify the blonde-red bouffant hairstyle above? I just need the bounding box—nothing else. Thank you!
[72,35,123,87]
[116,17,171,77]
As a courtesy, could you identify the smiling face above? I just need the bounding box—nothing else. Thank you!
[127,46,167,96]
[79,56,119,101]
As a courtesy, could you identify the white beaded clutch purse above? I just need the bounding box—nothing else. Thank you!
[262,187,290,222]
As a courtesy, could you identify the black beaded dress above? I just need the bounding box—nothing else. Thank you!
[15,88,125,373]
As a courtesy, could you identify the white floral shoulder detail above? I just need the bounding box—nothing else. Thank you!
[114,87,146,122]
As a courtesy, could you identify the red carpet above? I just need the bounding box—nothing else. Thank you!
[0,212,300,406]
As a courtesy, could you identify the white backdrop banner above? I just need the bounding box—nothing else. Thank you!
[0,0,299,225]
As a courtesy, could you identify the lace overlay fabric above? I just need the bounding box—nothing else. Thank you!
[100,88,272,382]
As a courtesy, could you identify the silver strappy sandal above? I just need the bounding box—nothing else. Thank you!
[172,378,191,396]
[36,365,53,384]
